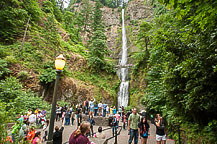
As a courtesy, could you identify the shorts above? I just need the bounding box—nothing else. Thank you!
[156,134,166,141]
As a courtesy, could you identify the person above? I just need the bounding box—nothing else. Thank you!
[27,127,35,143]
[41,108,47,116]
[69,121,92,144]
[115,112,121,126]
[27,109,32,118]
[89,99,95,115]
[29,113,37,125]
[121,106,125,120]
[79,103,83,114]
[34,108,39,115]
[53,119,65,144]
[138,117,150,144]
[154,114,166,144]
[106,105,109,117]
[83,101,86,114]
[102,103,107,117]
[42,119,49,142]
[113,106,116,115]
[11,121,21,142]
[123,113,127,130]
[118,107,122,116]
[88,114,95,137]
[77,111,82,129]
[98,101,102,116]
[32,131,42,144]
[94,126,105,139]
[85,100,89,114]
[126,110,132,126]
[110,106,113,115]
[65,109,71,126]
[94,102,98,116]
[111,115,118,137]
[62,110,65,123]
[128,108,140,144]
[56,107,62,121]
[71,110,75,126]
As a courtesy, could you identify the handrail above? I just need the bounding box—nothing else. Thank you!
[103,126,122,144]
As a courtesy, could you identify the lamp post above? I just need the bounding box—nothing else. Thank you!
[47,54,66,144]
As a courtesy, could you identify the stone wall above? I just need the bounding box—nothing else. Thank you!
[82,114,110,126]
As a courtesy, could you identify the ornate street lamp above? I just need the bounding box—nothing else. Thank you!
[47,54,66,144]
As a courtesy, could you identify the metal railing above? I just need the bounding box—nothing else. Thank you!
[103,126,122,144]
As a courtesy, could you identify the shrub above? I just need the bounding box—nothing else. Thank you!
[0,59,10,78]
[17,71,29,80]
[4,55,17,64]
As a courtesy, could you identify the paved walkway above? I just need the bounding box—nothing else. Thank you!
[41,118,175,144]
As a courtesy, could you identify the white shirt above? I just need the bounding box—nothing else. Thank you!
[29,114,36,123]
[98,103,102,108]
[106,106,109,112]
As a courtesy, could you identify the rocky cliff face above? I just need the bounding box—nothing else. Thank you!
[125,0,153,55]
[71,2,121,56]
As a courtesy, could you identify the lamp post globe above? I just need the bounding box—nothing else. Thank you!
[47,54,66,144]
[55,54,66,71]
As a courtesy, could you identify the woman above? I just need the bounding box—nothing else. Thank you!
[138,117,150,144]
[155,114,166,144]
[69,121,91,144]
[32,132,42,144]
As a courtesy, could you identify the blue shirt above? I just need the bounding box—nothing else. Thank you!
[113,109,116,114]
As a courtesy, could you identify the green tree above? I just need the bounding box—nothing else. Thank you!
[88,0,109,72]
[0,0,42,43]
[134,0,217,143]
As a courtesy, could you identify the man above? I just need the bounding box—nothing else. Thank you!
[98,101,102,116]
[28,113,36,125]
[41,108,47,116]
[128,108,140,144]
[53,119,65,144]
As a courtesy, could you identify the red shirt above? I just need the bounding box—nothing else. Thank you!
[69,130,91,144]
[27,130,35,142]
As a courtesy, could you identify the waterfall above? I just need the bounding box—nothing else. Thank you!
[117,9,129,108]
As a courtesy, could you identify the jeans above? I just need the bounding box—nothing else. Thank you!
[71,117,74,125]
[65,118,70,125]
[103,109,106,117]
[128,129,138,144]
[112,125,118,136]
[94,109,98,116]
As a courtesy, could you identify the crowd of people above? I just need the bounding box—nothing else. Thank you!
[7,108,49,143]
[6,99,167,144]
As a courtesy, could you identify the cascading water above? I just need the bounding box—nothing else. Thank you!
[117,9,129,108]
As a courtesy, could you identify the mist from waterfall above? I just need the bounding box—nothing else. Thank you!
[117,9,129,108]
